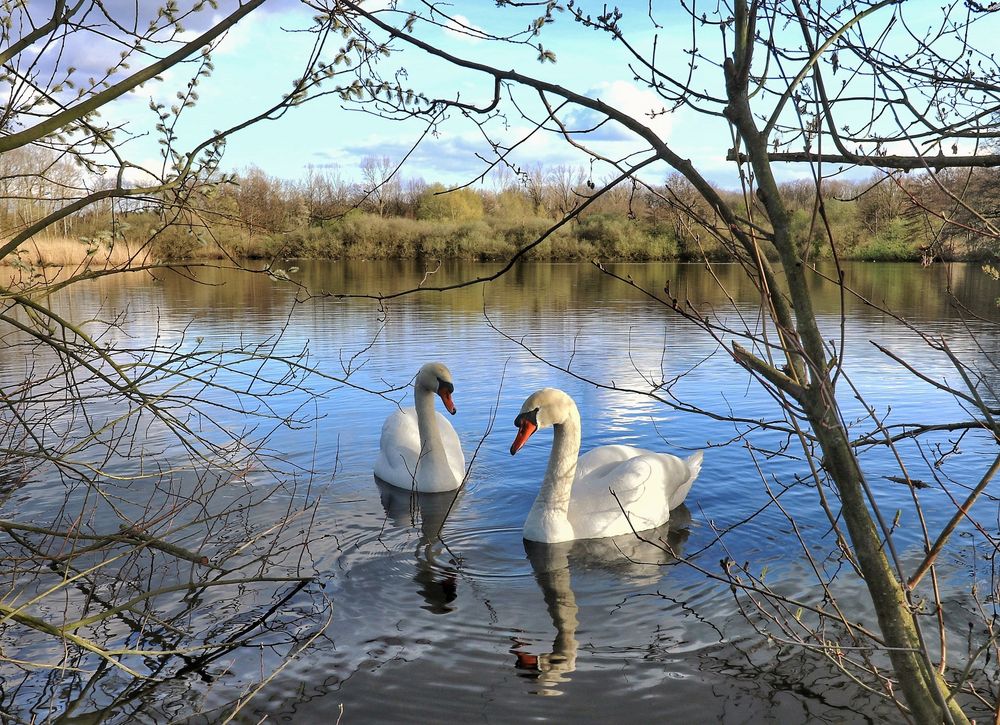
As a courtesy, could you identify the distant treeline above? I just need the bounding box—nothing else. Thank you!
[5,150,1000,264]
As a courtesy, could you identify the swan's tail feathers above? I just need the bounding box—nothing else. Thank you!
[685,450,704,480]
[669,450,703,510]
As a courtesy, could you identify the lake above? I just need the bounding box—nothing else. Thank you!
[1,260,998,722]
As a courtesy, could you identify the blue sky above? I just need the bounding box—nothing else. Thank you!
[94,0,978,191]
[104,1,746,189]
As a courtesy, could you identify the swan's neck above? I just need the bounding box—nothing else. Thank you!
[541,419,581,508]
[414,386,448,472]
[525,408,581,540]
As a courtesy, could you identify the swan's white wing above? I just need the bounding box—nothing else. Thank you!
[374,408,466,491]
[578,445,701,508]
[373,408,420,488]
[568,446,702,539]
[435,410,467,483]
[575,444,644,481]
[567,453,664,538]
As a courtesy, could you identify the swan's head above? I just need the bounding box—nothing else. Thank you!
[510,388,574,455]
[416,362,457,414]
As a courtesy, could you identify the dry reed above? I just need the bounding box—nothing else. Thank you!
[2,235,146,267]
[0,235,155,288]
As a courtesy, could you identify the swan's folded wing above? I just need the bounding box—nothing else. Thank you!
[591,449,701,511]
[373,408,420,485]
[607,456,663,509]
[575,445,645,482]
[570,455,669,538]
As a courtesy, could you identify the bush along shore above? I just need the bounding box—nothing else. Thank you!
[5,163,1000,266]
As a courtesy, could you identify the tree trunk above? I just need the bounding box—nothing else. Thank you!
[724,3,969,720]
[806,394,966,724]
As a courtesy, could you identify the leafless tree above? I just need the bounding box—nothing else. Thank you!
[0,2,394,718]
[312,1,1000,720]
[302,164,354,213]
[544,164,586,217]
[359,154,402,217]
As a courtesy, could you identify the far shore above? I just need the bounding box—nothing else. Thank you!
[2,224,977,272]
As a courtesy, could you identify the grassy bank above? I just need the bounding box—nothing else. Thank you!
[1,235,150,269]
[24,237,137,265]
[4,210,988,268]
[172,212,984,264]
[256,212,683,262]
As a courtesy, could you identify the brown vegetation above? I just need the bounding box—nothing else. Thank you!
[5,149,999,268]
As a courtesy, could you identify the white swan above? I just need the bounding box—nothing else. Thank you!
[374,362,466,492]
[510,388,702,543]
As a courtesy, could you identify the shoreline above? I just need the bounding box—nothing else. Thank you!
[3,232,985,269]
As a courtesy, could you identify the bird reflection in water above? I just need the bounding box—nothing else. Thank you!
[512,506,692,695]
[375,478,463,614]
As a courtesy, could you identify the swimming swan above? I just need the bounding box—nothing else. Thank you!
[374,362,465,492]
[510,388,702,543]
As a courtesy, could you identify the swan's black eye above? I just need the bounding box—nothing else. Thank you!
[514,408,538,428]
[437,378,454,394]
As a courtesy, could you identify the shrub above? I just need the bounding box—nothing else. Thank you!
[850,237,922,262]
[576,214,631,245]
[416,183,484,221]
[333,213,421,258]
[849,219,922,261]
[492,217,556,247]
[575,214,678,260]
[152,225,204,260]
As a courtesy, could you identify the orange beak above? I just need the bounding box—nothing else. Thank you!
[438,385,456,415]
[510,419,537,455]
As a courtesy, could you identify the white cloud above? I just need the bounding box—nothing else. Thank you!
[120,160,166,186]
[443,14,488,42]
[210,9,265,56]
[591,80,676,141]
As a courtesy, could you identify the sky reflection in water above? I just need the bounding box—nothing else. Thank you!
[2,260,998,722]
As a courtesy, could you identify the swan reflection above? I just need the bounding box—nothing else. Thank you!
[514,507,692,695]
[375,477,462,614]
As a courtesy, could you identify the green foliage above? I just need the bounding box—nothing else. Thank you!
[640,227,680,260]
[416,183,484,221]
[334,213,421,258]
[491,189,536,219]
[492,217,557,246]
[152,224,204,260]
[821,198,862,257]
[788,208,820,258]
[667,219,735,261]
[983,265,1000,307]
[38,164,990,265]
[852,219,922,261]
[528,232,594,260]
[576,214,679,260]
[575,213,631,245]
[420,220,493,258]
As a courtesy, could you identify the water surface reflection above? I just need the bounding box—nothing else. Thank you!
[376,479,462,614]
[516,509,691,696]
[1,260,996,722]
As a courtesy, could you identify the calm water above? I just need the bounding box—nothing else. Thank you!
[2,260,999,722]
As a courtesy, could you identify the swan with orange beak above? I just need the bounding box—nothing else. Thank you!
[510,388,702,543]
